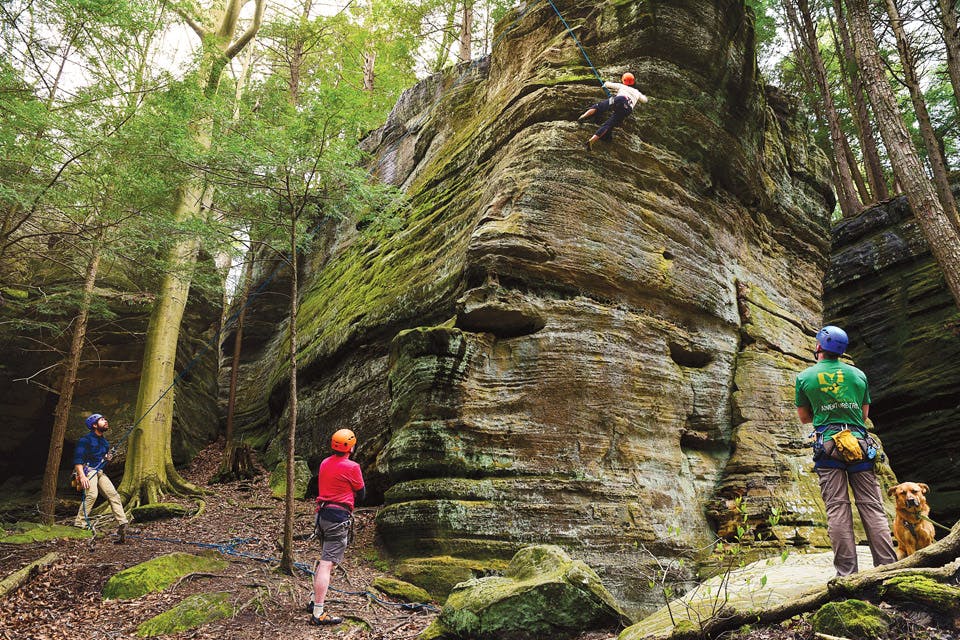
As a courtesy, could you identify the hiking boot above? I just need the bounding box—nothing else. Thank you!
[115,523,126,544]
[309,613,343,626]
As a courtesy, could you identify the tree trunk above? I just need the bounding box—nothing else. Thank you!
[793,0,862,218]
[215,255,257,483]
[459,0,473,62]
[121,0,265,506]
[279,223,299,574]
[38,244,101,524]
[433,2,457,72]
[937,0,960,111]
[845,0,960,307]
[832,0,889,202]
[883,0,959,229]
[363,45,376,92]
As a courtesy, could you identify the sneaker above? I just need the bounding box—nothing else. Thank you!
[309,613,343,625]
[115,523,127,544]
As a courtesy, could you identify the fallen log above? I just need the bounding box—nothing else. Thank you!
[0,552,59,598]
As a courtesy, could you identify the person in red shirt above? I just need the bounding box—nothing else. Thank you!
[309,428,365,626]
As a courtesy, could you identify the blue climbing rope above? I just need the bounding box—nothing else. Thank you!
[545,0,610,96]
[127,534,441,613]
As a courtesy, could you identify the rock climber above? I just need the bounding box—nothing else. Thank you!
[309,428,365,626]
[795,325,897,576]
[578,71,648,152]
[73,413,128,542]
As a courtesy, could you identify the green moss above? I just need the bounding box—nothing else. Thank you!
[395,556,508,601]
[0,522,92,543]
[268,458,311,499]
[136,592,234,637]
[880,574,960,611]
[810,599,891,640]
[130,503,189,522]
[102,552,229,600]
[1,288,29,300]
[371,576,434,603]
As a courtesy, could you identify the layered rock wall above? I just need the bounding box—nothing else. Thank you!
[233,0,835,615]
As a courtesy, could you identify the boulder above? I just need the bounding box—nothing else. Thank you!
[810,599,891,640]
[371,576,433,603]
[268,457,311,499]
[422,545,627,640]
[102,552,228,600]
[136,592,234,637]
[234,0,835,616]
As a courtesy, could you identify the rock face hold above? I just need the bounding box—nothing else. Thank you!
[235,0,834,616]
[824,195,960,522]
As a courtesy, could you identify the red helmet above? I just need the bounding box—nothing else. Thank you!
[621,72,635,86]
[331,429,357,453]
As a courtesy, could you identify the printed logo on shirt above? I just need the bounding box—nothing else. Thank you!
[817,370,844,395]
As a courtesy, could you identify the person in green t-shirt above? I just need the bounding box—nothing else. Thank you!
[795,325,896,576]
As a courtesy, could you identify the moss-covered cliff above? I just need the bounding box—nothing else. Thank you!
[233,0,835,616]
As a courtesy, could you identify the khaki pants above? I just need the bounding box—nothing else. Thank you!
[817,467,897,576]
[75,469,128,527]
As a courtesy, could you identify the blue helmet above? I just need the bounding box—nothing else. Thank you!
[85,413,104,430]
[816,325,849,355]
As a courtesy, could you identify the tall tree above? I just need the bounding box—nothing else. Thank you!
[459,0,473,62]
[831,0,889,201]
[119,0,265,507]
[786,0,863,217]
[882,0,959,228]
[845,0,960,305]
[937,0,960,109]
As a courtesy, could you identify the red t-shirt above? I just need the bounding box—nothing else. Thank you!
[316,454,364,511]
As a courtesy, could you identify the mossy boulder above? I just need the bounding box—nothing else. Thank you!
[811,599,891,640]
[372,576,433,603]
[0,522,92,543]
[396,555,508,601]
[130,502,190,522]
[136,592,234,637]
[102,552,228,600]
[880,574,960,612]
[269,458,311,499]
[422,545,626,640]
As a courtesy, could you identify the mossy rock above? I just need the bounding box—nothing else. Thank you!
[880,574,960,612]
[0,522,91,543]
[102,552,229,600]
[428,545,626,640]
[396,555,508,601]
[130,503,190,522]
[136,592,234,637]
[811,599,891,640]
[269,458,311,500]
[371,576,433,603]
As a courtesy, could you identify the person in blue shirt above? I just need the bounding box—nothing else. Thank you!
[73,413,128,542]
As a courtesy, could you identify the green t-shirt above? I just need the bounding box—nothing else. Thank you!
[795,358,870,429]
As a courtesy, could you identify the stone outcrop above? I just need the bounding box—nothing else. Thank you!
[233,0,835,616]
[824,194,960,521]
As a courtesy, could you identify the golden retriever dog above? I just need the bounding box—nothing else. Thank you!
[887,482,936,558]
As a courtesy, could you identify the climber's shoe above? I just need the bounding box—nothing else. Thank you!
[309,613,343,626]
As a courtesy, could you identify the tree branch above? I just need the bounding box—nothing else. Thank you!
[224,0,266,61]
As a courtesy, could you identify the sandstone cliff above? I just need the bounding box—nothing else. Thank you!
[232,0,835,615]
[825,194,960,522]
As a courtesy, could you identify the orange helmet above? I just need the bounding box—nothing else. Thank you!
[331,429,357,453]
[621,72,635,86]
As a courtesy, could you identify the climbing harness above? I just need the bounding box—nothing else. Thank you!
[125,533,441,613]
[810,424,882,472]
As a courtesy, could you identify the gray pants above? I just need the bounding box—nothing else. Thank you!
[817,467,897,576]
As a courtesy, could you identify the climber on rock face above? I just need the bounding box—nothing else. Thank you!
[578,72,648,152]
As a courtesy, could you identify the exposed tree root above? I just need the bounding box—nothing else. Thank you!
[0,553,58,598]
[674,522,960,639]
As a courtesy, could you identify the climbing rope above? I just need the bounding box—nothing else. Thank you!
[545,0,610,96]
[125,533,441,613]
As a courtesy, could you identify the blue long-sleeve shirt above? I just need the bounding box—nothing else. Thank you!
[73,432,110,468]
